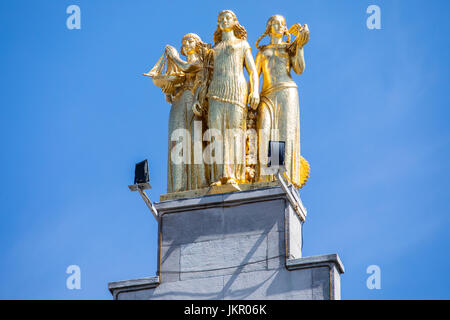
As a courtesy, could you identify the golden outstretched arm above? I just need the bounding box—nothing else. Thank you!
[165,45,202,74]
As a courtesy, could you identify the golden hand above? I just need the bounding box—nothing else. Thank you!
[297,24,309,47]
[165,45,179,58]
[248,91,260,110]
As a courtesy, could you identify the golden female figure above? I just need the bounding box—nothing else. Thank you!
[207,10,259,187]
[255,15,309,188]
[146,33,209,192]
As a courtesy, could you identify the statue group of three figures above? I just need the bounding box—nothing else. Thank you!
[144,10,310,194]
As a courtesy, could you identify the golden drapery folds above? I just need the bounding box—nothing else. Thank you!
[144,12,310,195]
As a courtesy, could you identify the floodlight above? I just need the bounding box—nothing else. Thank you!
[128,159,158,220]
[268,141,285,169]
[134,160,149,184]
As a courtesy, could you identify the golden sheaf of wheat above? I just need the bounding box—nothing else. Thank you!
[300,156,310,188]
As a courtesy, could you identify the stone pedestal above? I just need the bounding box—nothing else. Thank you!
[109,186,344,300]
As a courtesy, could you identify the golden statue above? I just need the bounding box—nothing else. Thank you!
[144,33,209,193]
[144,11,311,199]
[206,10,259,188]
[255,15,310,188]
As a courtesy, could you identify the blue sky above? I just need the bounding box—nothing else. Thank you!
[1,0,449,299]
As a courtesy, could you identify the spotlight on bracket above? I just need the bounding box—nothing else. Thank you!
[128,159,158,220]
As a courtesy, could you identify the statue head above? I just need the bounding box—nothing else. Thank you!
[255,14,291,49]
[180,33,205,56]
[213,10,247,45]
[268,15,288,38]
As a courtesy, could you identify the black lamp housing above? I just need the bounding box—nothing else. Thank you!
[134,160,149,184]
[268,141,285,168]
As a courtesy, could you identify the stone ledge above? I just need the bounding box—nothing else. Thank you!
[108,253,345,297]
[160,181,279,202]
[155,186,291,214]
[286,254,345,274]
[109,261,342,300]
[108,276,160,295]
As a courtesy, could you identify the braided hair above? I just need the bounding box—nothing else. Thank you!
[255,14,291,49]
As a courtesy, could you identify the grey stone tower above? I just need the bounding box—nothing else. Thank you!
[108,185,344,300]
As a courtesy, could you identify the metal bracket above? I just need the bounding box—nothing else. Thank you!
[128,183,159,221]
[275,169,307,222]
